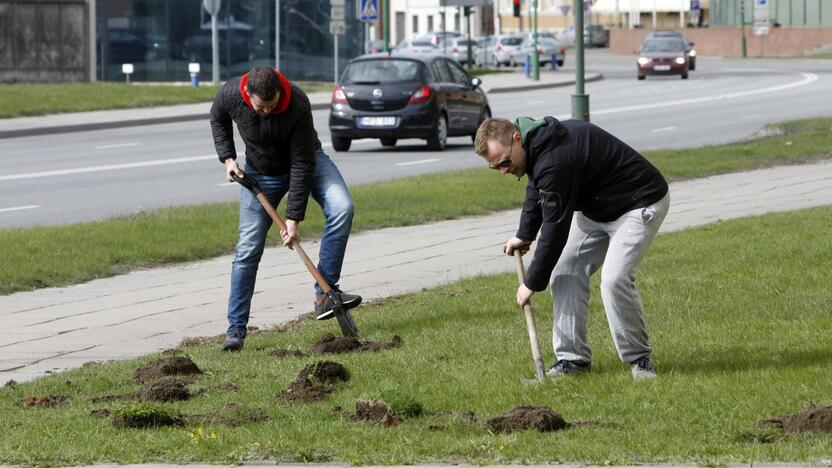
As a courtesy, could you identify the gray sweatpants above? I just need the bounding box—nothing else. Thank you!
[550,193,670,364]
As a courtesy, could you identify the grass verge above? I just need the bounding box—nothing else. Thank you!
[1,117,830,295]
[0,81,333,118]
[1,206,830,464]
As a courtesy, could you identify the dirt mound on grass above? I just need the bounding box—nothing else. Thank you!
[136,377,191,402]
[281,361,350,403]
[349,400,402,427]
[21,395,69,407]
[269,349,308,358]
[762,404,832,434]
[133,356,202,382]
[486,406,568,433]
[309,333,402,354]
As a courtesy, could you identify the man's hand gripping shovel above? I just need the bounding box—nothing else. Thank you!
[231,172,359,337]
[514,250,546,386]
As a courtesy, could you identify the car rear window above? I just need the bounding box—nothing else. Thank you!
[343,59,421,84]
[500,37,522,46]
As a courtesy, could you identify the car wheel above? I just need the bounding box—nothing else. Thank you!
[380,138,397,147]
[427,113,448,151]
[681,71,689,80]
[637,74,645,80]
[332,136,351,152]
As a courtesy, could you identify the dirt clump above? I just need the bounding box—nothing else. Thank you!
[136,377,191,402]
[133,356,202,383]
[281,361,350,403]
[486,406,568,433]
[113,413,183,429]
[269,348,308,358]
[90,408,111,418]
[309,333,402,354]
[762,404,832,434]
[349,400,402,427]
[21,395,70,407]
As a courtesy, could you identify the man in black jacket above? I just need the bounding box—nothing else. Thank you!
[474,116,670,380]
[211,66,361,351]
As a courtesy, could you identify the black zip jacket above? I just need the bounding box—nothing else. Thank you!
[517,117,668,291]
[210,76,321,221]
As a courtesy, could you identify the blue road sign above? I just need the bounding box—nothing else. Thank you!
[361,0,378,21]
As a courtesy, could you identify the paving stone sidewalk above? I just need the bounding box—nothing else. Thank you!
[2,160,831,385]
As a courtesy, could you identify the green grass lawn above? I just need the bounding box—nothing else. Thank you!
[1,117,830,295]
[0,81,333,118]
[1,206,830,465]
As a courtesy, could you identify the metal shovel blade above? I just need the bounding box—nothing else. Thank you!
[325,290,359,337]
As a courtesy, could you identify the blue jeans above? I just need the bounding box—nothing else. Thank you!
[226,150,354,337]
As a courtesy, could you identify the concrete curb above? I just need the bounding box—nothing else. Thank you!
[0,73,604,139]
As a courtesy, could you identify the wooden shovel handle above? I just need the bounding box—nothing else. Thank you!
[514,250,546,382]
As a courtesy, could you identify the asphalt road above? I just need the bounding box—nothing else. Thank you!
[2,54,830,229]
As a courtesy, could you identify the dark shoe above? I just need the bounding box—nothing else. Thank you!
[315,287,362,321]
[546,359,591,380]
[631,356,657,380]
[221,335,244,352]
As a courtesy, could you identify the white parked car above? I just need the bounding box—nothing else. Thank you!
[491,34,524,67]
[508,37,566,67]
[446,37,478,64]
[393,40,440,54]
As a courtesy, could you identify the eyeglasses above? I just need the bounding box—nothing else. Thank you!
[489,135,514,170]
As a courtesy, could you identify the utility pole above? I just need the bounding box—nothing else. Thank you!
[740,0,747,57]
[572,0,588,120]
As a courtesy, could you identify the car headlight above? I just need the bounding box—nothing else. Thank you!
[675,57,686,64]
[637,57,650,65]
[689,49,696,57]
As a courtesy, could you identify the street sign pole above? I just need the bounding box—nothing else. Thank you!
[275,0,280,70]
[571,0,589,120]
[203,0,221,84]
[532,0,539,80]
[383,0,390,52]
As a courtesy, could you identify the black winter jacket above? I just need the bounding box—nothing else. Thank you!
[210,73,321,221]
[517,117,668,291]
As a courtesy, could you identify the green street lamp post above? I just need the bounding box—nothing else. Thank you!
[572,0,589,120]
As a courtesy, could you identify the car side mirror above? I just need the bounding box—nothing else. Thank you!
[471,77,482,89]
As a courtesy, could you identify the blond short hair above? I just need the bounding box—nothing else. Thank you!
[474,118,516,158]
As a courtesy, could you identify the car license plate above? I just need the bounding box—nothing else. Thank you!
[358,116,398,127]
[654,65,671,71]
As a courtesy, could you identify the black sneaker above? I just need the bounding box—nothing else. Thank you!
[315,287,362,321]
[221,335,244,352]
[546,359,591,380]
[631,356,657,380]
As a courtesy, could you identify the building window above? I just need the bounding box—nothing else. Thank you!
[428,15,434,32]
[413,15,419,34]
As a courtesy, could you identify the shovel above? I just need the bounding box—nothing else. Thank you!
[231,172,359,337]
[514,250,546,385]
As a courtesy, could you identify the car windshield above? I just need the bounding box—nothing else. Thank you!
[343,59,421,84]
[500,37,522,46]
[411,41,434,48]
[641,39,686,53]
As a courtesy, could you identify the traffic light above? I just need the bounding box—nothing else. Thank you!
[513,0,521,17]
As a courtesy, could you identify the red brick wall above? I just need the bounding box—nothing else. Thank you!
[611,27,832,57]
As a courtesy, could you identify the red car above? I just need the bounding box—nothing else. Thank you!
[637,38,689,80]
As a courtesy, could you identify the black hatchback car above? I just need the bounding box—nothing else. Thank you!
[328,53,491,151]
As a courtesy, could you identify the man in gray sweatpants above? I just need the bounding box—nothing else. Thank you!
[474,116,669,380]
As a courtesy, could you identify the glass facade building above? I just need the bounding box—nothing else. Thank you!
[96,0,367,82]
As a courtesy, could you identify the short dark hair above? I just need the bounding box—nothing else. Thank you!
[246,66,280,101]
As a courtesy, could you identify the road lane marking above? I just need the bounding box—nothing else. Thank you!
[0,205,40,213]
[590,72,818,117]
[0,155,215,181]
[396,158,440,167]
[94,142,140,150]
[651,126,677,132]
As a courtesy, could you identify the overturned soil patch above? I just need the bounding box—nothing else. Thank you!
[21,395,69,407]
[136,377,191,402]
[350,400,402,427]
[133,356,202,383]
[189,404,271,427]
[269,348,308,358]
[309,333,402,354]
[486,406,568,433]
[762,404,832,434]
[281,361,350,403]
[113,413,183,429]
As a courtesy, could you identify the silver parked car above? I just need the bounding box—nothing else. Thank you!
[473,35,496,67]
[446,37,478,64]
[491,34,524,67]
[393,40,440,54]
[509,37,565,67]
